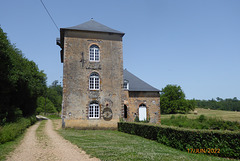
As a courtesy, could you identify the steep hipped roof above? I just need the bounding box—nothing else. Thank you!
[62,19,124,35]
[123,69,160,92]
[58,19,124,63]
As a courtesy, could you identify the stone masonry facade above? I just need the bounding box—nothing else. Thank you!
[59,20,160,129]
[123,91,160,123]
[62,30,124,129]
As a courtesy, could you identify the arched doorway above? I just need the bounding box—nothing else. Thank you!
[139,104,147,121]
[124,105,127,118]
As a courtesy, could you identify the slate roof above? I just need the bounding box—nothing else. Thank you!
[62,19,124,35]
[123,69,160,92]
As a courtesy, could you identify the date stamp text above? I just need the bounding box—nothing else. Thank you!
[188,148,220,154]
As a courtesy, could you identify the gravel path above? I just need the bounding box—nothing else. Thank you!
[7,120,99,161]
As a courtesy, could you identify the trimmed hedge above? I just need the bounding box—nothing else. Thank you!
[0,116,37,144]
[118,122,240,159]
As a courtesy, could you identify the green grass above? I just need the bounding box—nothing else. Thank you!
[161,115,240,131]
[0,116,37,160]
[0,128,25,161]
[0,116,36,144]
[58,129,234,161]
[161,108,240,122]
[45,114,61,120]
[36,120,48,141]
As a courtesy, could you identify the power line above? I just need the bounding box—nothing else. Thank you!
[40,0,59,32]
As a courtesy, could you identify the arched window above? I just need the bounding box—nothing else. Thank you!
[89,102,99,118]
[89,72,100,90]
[89,45,100,61]
[139,104,147,121]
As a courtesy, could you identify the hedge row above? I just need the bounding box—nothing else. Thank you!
[0,116,37,144]
[118,122,240,159]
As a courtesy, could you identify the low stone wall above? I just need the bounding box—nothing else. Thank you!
[63,119,119,130]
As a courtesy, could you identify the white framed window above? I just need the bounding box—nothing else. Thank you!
[89,45,100,61]
[89,72,100,90]
[89,102,99,118]
[123,80,129,90]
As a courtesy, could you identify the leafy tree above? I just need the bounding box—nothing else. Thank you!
[36,96,57,114]
[0,27,47,124]
[47,80,62,113]
[0,27,13,123]
[160,85,196,114]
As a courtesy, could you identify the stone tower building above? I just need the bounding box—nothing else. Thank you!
[58,19,124,129]
[57,19,160,129]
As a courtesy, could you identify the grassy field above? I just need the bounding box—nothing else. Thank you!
[161,108,240,122]
[161,115,240,131]
[58,129,236,161]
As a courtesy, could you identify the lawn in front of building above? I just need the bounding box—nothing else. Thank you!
[58,129,233,161]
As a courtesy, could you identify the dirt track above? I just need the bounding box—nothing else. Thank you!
[7,119,99,161]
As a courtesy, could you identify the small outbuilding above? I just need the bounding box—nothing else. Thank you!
[123,69,160,123]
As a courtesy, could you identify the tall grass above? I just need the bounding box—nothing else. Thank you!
[0,131,25,161]
[0,116,36,144]
[161,115,240,131]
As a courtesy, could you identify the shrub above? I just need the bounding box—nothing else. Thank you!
[118,122,160,140]
[157,126,240,159]
[0,116,37,144]
[118,122,240,159]
[134,116,139,122]
[198,115,206,123]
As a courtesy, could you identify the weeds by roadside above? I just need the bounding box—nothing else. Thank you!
[0,116,37,161]
[0,132,25,161]
[0,116,36,144]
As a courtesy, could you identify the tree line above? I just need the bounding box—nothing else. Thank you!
[0,27,62,125]
[160,84,240,114]
[195,97,240,111]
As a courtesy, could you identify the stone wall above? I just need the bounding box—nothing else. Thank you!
[124,91,160,123]
[62,30,124,129]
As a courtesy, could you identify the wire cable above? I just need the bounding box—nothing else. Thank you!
[40,0,59,32]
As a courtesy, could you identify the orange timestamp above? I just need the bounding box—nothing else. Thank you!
[188,148,220,154]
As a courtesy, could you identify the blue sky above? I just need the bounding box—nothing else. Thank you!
[1,0,240,100]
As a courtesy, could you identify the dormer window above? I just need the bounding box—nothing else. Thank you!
[123,80,129,90]
[89,45,100,61]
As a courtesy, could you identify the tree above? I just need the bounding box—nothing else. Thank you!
[36,96,57,114]
[160,85,196,114]
[47,80,62,113]
[0,27,47,124]
[196,97,240,111]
